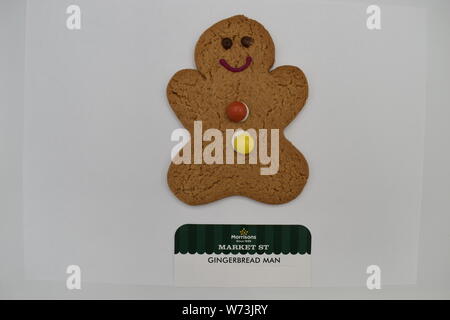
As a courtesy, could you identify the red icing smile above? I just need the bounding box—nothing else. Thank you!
[219,56,252,72]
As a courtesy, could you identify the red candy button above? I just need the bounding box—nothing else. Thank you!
[226,101,249,122]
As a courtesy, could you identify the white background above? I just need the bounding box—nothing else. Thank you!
[1,0,449,298]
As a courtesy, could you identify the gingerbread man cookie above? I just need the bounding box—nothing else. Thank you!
[167,15,309,205]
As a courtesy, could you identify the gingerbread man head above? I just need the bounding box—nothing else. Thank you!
[195,15,275,77]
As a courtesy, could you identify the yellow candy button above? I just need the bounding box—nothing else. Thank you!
[232,130,255,155]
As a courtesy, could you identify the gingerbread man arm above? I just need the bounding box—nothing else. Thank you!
[269,66,308,128]
[167,69,205,130]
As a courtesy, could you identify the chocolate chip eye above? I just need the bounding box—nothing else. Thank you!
[221,38,233,50]
[241,36,254,48]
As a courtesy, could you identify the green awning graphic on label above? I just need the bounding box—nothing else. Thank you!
[175,224,311,255]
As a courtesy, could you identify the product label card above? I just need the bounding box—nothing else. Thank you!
[174,224,311,287]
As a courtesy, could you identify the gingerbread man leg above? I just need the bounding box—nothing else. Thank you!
[167,162,236,205]
[240,138,309,204]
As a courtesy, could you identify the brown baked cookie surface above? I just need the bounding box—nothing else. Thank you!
[167,15,309,205]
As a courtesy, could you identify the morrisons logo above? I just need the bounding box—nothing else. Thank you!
[230,228,256,240]
[217,228,270,252]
